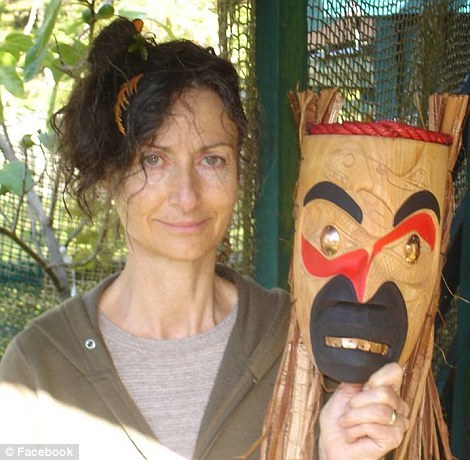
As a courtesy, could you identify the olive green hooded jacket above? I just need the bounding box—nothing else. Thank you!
[0,266,290,459]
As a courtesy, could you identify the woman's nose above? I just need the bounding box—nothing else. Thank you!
[168,165,200,211]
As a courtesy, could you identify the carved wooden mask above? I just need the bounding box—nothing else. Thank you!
[292,123,451,383]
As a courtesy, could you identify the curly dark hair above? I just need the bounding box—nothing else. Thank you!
[53,17,247,217]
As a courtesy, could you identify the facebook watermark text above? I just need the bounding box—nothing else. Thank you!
[0,445,78,459]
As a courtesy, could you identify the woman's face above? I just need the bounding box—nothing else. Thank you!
[114,88,239,264]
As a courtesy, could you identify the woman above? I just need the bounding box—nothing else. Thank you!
[0,18,408,459]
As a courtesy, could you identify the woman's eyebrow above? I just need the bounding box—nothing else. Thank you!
[200,141,237,150]
[145,141,236,151]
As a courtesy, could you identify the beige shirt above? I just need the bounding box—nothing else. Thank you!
[100,305,237,458]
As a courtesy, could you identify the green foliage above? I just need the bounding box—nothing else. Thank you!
[38,131,56,151]
[0,32,33,59]
[0,51,24,97]
[0,160,34,196]
[24,0,63,81]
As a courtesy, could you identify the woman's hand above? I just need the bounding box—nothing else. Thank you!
[318,362,409,460]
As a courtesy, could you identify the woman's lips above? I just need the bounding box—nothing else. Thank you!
[157,219,210,234]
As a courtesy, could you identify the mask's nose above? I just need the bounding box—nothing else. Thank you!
[301,235,371,302]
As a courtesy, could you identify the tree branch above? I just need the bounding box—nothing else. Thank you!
[68,209,114,268]
[0,124,70,299]
[0,225,67,298]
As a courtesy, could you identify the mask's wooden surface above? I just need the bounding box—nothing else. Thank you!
[292,134,449,381]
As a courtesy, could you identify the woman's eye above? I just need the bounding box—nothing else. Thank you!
[404,234,420,264]
[144,154,161,167]
[203,155,224,167]
[320,225,340,256]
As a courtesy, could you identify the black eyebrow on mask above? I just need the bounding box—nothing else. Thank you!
[393,190,441,226]
[303,181,363,223]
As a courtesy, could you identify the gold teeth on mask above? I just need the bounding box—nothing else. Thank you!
[325,336,389,355]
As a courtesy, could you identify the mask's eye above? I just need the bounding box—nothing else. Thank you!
[404,234,420,264]
[320,225,340,256]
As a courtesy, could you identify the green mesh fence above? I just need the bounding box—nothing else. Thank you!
[0,154,48,355]
[308,0,470,125]
[0,194,45,357]
[218,0,259,275]
[0,145,125,356]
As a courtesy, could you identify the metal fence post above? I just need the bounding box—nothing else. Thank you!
[254,0,308,288]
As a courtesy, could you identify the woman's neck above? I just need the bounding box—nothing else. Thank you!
[99,254,237,340]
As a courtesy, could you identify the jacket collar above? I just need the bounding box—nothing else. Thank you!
[195,266,290,458]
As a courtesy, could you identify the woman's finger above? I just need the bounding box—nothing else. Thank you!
[340,402,409,428]
[344,385,410,417]
[363,362,404,393]
[342,417,410,447]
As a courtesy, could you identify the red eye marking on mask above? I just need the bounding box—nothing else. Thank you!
[301,212,436,302]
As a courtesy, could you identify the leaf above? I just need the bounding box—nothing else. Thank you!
[24,0,63,82]
[0,161,34,196]
[54,43,80,67]
[0,33,34,60]
[48,59,66,82]
[38,131,57,151]
[0,51,24,97]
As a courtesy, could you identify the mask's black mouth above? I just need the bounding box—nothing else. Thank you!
[310,275,407,384]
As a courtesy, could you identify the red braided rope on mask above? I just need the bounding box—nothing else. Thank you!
[308,120,453,145]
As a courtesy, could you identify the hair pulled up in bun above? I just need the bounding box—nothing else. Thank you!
[53,17,246,216]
